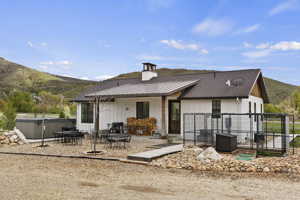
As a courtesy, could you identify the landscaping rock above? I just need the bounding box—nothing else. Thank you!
[263,167,270,173]
[151,147,300,175]
[197,147,222,163]
[0,129,26,146]
[14,128,28,143]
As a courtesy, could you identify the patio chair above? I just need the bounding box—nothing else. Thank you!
[99,129,110,143]
[110,122,124,134]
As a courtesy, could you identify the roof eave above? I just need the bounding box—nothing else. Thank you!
[180,96,249,100]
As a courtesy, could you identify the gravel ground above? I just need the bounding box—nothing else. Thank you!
[0,154,299,200]
[0,136,166,159]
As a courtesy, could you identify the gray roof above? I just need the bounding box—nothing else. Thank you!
[86,79,199,98]
[73,69,269,103]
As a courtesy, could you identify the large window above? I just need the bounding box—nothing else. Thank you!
[136,102,149,119]
[81,103,94,123]
[212,100,221,118]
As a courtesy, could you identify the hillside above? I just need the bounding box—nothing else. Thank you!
[0,58,298,104]
[0,57,96,99]
[115,68,299,104]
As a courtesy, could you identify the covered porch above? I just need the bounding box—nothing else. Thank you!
[85,79,199,136]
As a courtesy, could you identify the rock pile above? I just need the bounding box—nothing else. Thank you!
[197,147,223,163]
[151,146,300,174]
[0,128,27,145]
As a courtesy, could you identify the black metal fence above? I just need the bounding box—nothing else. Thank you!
[183,113,296,155]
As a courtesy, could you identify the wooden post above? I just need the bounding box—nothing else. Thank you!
[93,97,100,154]
[161,96,166,136]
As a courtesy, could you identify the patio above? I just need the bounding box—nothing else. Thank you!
[0,136,167,159]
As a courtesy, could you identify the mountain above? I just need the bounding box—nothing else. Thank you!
[0,58,298,104]
[114,68,300,105]
[263,77,300,104]
[0,57,96,99]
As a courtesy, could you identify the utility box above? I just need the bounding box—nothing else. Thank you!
[216,133,237,152]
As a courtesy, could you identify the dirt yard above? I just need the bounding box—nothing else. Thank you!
[0,154,299,200]
[0,136,166,159]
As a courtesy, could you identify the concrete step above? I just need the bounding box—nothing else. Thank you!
[127,144,183,162]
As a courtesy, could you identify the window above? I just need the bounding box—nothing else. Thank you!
[212,100,221,118]
[136,102,149,119]
[260,104,263,113]
[81,103,94,123]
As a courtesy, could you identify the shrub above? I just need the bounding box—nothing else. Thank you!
[2,102,16,130]
[127,117,157,135]
[0,112,6,130]
[59,111,66,119]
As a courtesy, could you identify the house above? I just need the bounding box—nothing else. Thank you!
[73,63,269,137]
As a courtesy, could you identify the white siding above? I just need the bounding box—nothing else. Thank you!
[76,95,264,138]
[240,95,264,134]
[98,97,162,130]
[180,99,242,138]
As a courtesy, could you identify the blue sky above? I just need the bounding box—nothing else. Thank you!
[0,0,300,85]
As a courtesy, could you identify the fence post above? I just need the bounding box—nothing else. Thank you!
[292,115,295,155]
[221,114,224,133]
[283,114,289,155]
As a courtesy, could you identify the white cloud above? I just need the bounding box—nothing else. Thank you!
[40,60,72,65]
[40,61,54,65]
[39,60,72,70]
[242,50,272,58]
[269,0,298,16]
[193,18,234,36]
[146,0,174,11]
[254,41,300,50]
[243,42,253,48]
[256,43,270,49]
[57,60,72,65]
[39,65,48,70]
[95,75,114,81]
[160,40,208,54]
[136,55,165,61]
[270,41,300,50]
[236,24,260,34]
[80,77,90,80]
[242,41,300,58]
[27,41,34,47]
[62,74,77,78]
[27,41,48,48]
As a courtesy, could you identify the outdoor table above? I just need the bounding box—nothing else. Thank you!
[55,131,83,145]
[106,133,131,148]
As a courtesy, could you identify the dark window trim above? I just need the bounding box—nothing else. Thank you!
[81,103,94,123]
[212,99,221,118]
[136,102,149,119]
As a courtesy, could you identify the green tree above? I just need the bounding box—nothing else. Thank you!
[7,91,34,113]
[264,104,282,113]
[293,91,300,112]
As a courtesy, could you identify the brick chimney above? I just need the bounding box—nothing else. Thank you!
[142,63,157,81]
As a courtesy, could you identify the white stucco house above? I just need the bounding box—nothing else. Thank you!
[73,63,269,138]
